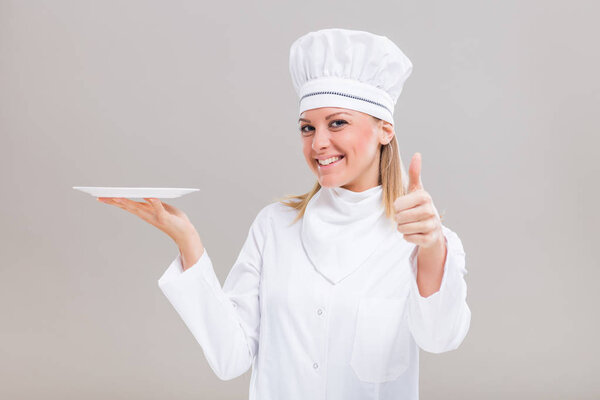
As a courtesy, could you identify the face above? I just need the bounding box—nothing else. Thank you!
[298,107,394,192]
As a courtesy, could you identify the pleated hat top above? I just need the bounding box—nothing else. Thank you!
[289,27,413,126]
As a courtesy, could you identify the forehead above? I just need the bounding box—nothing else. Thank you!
[299,108,377,125]
[301,107,352,117]
[299,108,368,124]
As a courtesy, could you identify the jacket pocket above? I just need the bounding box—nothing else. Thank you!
[350,296,411,383]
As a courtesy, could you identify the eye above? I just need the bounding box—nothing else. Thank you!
[331,119,347,128]
[299,124,314,135]
[299,120,347,136]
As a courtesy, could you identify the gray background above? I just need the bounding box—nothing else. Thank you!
[1,0,598,399]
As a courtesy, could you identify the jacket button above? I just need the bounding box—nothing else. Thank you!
[313,362,319,369]
[317,308,323,316]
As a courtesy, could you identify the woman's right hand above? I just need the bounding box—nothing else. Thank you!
[97,197,197,245]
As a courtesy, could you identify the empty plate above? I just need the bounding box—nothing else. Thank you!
[73,186,200,199]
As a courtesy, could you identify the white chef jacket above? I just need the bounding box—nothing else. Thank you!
[158,184,471,400]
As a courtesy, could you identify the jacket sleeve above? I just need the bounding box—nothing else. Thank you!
[406,224,472,354]
[157,205,269,381]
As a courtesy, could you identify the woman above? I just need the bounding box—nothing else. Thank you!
[98,28,471,400]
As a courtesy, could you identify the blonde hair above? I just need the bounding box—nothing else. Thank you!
[277,116,411,226]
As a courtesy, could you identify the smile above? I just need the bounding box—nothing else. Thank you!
[317,155,344,168]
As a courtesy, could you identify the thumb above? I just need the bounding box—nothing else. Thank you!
[408,152,423,193]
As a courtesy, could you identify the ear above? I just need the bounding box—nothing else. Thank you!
[378,120,395,145]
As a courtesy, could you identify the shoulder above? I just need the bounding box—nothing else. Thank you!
[252,200,300,229]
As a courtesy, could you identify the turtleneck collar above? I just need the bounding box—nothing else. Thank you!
[330,184,383,203]
[300,183,397,285]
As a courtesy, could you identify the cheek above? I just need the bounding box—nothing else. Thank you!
[302,141,309,154]
[348,135,375,161]
[302,141,315,164]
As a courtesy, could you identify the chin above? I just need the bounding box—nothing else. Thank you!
[317,177,343,188]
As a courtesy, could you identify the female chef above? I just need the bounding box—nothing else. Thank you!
[98,28,471,400]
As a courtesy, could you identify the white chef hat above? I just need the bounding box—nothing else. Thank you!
[289,28,413,126]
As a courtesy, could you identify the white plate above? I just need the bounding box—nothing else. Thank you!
[73,186,200,199]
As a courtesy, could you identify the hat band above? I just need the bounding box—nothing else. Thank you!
[300,91,393,116]
[297,77,395,125]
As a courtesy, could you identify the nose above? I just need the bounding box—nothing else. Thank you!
[312,127,331,151]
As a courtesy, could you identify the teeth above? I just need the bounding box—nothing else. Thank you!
[318,156,342,165]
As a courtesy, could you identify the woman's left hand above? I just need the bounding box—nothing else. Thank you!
[393,152,444,249]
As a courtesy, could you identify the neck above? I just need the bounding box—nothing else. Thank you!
[340,182,382,192]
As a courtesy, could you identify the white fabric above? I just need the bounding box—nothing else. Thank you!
[289,28,414,125]
[301,184,396,284]
[158,185,471,400]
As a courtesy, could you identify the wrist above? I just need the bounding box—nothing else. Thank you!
[174,226,200,247]
[418,229,445,254]
[177,231,204,271]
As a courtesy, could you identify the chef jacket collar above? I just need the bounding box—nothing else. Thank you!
[301,184,397,285]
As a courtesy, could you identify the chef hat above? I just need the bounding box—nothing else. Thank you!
[289,28,413,126]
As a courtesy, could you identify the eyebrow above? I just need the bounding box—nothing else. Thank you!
[298,111,353,123]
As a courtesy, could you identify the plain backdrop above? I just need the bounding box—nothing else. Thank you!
[1,0,599,399]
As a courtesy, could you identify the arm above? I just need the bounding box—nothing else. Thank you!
[157,206,270,380]
[406,224,472,353]
[177,229,205,272]
[415,231,447,297]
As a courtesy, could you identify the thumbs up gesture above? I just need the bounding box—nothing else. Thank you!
[393,152,443,249]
